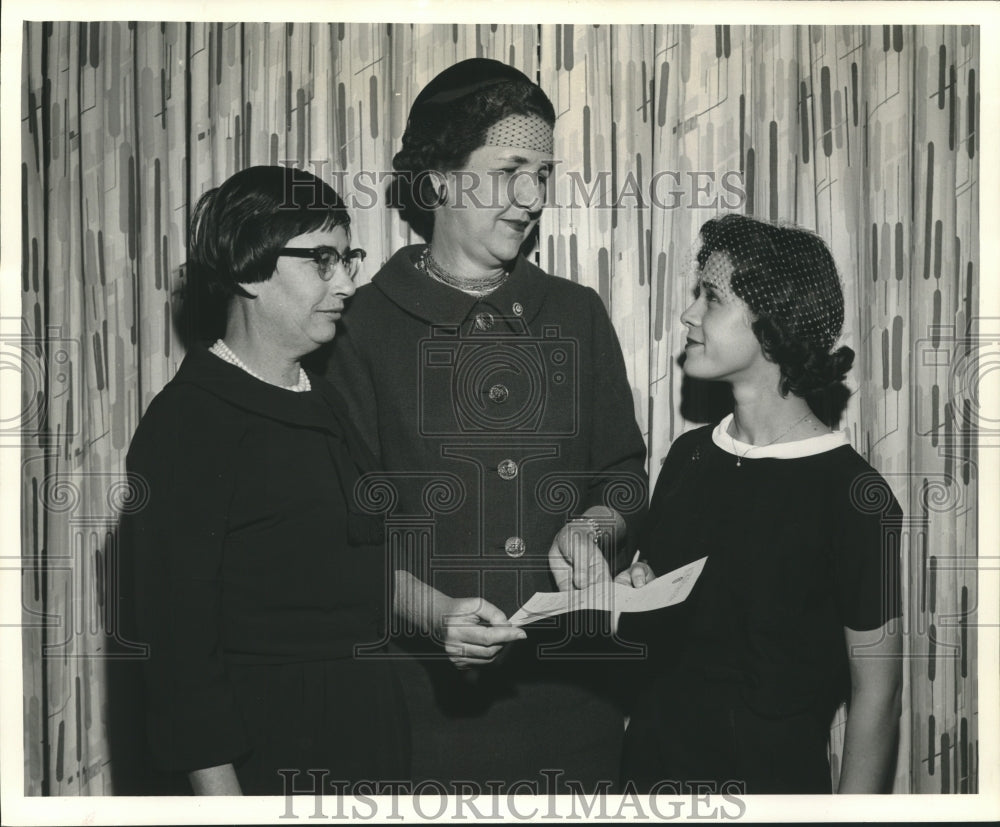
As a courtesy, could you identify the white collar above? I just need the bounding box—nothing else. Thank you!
[711,412,849,459]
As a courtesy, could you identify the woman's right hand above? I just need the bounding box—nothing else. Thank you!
[614,561,655,588]
[432,595,527,669]
[394,571,526,670]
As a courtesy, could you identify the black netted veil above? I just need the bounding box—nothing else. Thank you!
[695,214,855,402]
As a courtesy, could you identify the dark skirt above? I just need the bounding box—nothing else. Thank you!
[621,675,833,795]
[394,625,629,794]
[227,657,409,795]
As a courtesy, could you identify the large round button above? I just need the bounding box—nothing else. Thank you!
[488,384,509,404]
[497,459,519,480]
[504,536,526,558]
[474,312,495,331]
[512,302,524,316]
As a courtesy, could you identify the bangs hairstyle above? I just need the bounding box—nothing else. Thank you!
[696,214,855,401]
[390,73,555,240]
[187,165,349,300]
[177,165,349,345]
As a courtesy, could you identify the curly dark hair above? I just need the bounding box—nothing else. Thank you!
[390,59,556,240]
[176,165,349,344]
[696,214,854,399]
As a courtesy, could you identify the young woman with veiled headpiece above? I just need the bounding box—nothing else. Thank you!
[618,215,903,794]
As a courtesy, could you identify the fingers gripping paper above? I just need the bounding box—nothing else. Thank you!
[507,557,707,627]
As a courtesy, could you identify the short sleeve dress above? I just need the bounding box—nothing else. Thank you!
[619,416,903,794]
[120,347,409,794]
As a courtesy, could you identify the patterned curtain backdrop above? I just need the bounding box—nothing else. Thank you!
[20,22,978,795]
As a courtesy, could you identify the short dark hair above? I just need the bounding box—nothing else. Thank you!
[390,59,556,240]
[177,165,349,344]
[696,213,854,398]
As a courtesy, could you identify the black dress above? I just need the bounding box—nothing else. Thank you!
[619,419,903,794]
[120,347,408,794]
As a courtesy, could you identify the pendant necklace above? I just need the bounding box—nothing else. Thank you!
[731,411,813,467]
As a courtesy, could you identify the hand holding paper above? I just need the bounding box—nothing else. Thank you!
[547,517,613,591]
[508,557,707,627]
[615,555,656,588]
[438,595,527,667]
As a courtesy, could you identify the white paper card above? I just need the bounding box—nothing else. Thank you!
[507,556,707,627]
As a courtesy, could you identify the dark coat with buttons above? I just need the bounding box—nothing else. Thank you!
[323,244,647,789]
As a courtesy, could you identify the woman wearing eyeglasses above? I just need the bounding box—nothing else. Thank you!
[120,165,407,795]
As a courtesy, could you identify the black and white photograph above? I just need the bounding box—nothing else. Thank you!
[1,0,997,823]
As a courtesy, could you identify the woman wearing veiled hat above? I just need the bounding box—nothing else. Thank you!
[618,215,903,793]
[324,58,647,791]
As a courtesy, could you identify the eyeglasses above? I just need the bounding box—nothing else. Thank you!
[278,246,367,280]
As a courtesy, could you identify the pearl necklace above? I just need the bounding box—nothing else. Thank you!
[418,247,511,296]
[209,339,311,392]
[730,411,813,467]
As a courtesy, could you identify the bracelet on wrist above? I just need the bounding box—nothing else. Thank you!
[569,516,607,544]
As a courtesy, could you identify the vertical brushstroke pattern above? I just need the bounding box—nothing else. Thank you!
[851,62,859,126]
[960,716,969,792]
[871,223,878,281]
[948,63,957,152]
[895,223,904,281]
[941,733,951,792]
[768,120,778,221]
[938,45,947,109]
[967,69,976,158]
[924,142,935,279]
[820,65,833,157]
[798,80,810,163]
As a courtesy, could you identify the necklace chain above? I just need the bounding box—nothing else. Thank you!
[418,247,511,295]
[730,411,813,467]
[210,339,311,392]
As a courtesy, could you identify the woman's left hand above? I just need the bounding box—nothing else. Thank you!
[836,621,903,792]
